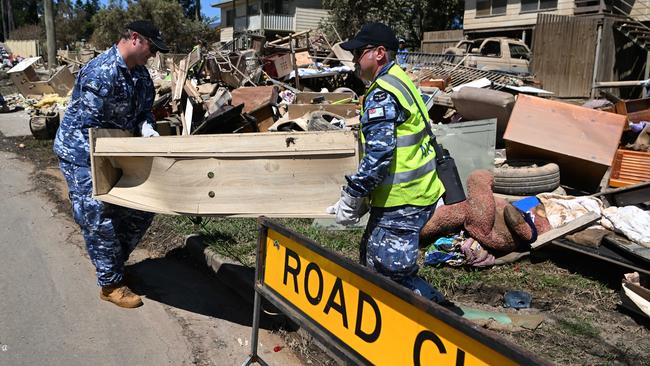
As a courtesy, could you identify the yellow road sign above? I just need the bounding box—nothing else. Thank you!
[256,219,550,366]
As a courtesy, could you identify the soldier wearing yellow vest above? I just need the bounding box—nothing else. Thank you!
[327,23,446,303]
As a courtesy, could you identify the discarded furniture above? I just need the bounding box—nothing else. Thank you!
[294,92,355,104]
[262,53,293,79]
[592,181,650,207]
[191,104,248,134]
[621,273,650,320]
[7,57,75,97]
[614,97,650,123]
[89,129,359,217]
[551,238,650,276]
[609,149,650,187]
[451,87,515,147]
[504,95,626,193]
[286,103,358,120]
[231,86,279,132]
[603,235,650,267]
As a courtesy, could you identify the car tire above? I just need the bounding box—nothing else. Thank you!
[493,160,560,195]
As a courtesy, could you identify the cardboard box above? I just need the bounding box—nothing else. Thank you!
[263,53,293,79]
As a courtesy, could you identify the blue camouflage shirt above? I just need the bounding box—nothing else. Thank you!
[346,62,404,198]
[54,45,155,166]
[346,62,434,219]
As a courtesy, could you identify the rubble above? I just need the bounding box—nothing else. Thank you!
[2,28,648,300]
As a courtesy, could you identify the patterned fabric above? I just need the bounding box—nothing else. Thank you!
[348,62,444,302]
[346,62,401,199]
[59,160,154,287]
[361,205,444,303]
[54,45,156,287]
[54,45,155,167]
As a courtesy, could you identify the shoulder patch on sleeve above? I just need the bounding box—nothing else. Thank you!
[367,107,385,121]
[83,76,110,97]
[373,90,388,102]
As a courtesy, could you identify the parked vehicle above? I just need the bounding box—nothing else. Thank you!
[444,37,532,75]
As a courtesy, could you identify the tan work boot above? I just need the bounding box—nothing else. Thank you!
[100,284,143,308]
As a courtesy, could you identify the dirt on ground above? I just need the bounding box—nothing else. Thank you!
[3,132,649,366]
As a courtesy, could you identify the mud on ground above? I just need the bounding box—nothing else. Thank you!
[3,133,649,366]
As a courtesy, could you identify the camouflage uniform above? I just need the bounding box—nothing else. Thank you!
[346,62,444,302]
[54,45,155,287]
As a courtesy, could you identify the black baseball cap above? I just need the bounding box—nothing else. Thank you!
[340,23,399,52]
[126,20,170,53]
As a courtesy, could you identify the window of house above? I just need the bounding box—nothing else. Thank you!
[262,0,287,14]
[481,40,502,56]
[248,3,259,14]
[476,0,507,16]
[225,9,235,26]
[521,0,557,12]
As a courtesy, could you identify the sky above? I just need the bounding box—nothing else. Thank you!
[98,0,221,23]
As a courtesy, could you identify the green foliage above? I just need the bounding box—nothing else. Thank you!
[200,218,363,268]
[10,0,40,28]
[557,316,600,338]
[90,0,218,52]
[322,0,464,49]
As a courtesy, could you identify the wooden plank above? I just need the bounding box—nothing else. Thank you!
[89,128,131,196]
[531,212,601,250]
[287,103,358,119]
[93,130,357,157]
[90,129,360,217]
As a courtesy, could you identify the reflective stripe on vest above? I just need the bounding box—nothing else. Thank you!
[361,63,445,207]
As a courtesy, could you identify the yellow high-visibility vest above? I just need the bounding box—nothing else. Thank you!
[360,63,445,207]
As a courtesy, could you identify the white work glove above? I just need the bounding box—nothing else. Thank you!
[326,189,369,226]
[140,122,159,137]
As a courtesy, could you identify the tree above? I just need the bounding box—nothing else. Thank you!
[90,0,218,52]
[322,0,464,49]
[178,0,200,21]
[44,0,57,68]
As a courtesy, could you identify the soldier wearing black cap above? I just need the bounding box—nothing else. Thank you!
[53,20,169,308]
[326,23,446,303]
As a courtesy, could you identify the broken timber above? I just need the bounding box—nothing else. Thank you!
[89,128,359,217]
[530,212,601,250]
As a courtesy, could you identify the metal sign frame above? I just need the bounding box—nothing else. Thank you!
[242,218,553,366]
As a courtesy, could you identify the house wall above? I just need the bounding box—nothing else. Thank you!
[294,7,329,32]
[216,0,326,35]
[221,27,234,42]
[291,0,322,12]
[463,0,575,31]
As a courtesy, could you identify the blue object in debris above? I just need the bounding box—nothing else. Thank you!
[512,196,541,213]
[504,290,532,309]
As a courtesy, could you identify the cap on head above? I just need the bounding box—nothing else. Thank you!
[125,20,170,53]
[399,38,406,43]
[340,22,399,52]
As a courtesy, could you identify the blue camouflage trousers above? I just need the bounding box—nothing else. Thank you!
[59,160,155,287]
[360,205,445,303]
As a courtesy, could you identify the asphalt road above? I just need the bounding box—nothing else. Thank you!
[0,148,303,366]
